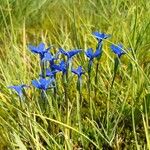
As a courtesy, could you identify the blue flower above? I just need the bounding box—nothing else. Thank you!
[72,66,84,78]
[32,77,54,90]
[92,32,110,42]
[85,48,101,61]
[110,44,125,57]
[28,42,50,59]
[8,84,29,97]
[59,48,81,60]
[52,61,67,74]
[46,69,58,77]
[42,51,60,62]
[42,52,55,62]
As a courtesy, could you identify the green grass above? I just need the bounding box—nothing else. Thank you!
[0,0,150,149]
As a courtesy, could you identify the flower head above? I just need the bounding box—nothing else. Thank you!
[85,48,101,61]
[46,69,58,77]
[110,44,125,58]
[52,61,67,74]
[28,42,50,59]
[59,48,81,59]
[72,66,84,78]
[8,84,29,97]
[42,52,55,62]
[32,77,54,90]
[92,32,110,42]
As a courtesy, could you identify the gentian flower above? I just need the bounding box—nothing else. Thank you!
[110,44,125,58]
[92,31,110,42]
[32,77,54,90]
[59,48,81,61]
[85,48,101,61]
[42,51,56,68]
[46,69,58,77]
[72,66,84,79]
[8,84,29,97]
[42,52,55,62]
[28,42,50,59]
[92,32,110,60]
[72,66,84,91]
[52,61,67,75]
[42,51,60,63]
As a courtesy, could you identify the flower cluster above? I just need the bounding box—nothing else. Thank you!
[8,31,127,98]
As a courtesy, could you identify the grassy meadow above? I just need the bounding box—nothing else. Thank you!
[0,0,150,149]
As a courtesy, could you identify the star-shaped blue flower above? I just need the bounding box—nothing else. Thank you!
[59,48,81,60]
[28,43,50,59]
[52,61,67,74]
[42,52,55,61]
[8,84,29,97]
[45,69,58,77]
[92,32,110,42]
[110,44,125,58]
[72,66,84,78]
[85,48,101,61]
[32,77,54,90]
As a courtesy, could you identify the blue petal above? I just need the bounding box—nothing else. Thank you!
[92,32,110,40]
[8,85,27,97]
[77,66,82,73]
[111,44,119,54]
[32,78,53,90]
[8,86,21,93]
[59,48,67,56]
[52,64,62,71]
[72,66,84,77]
[93,48,101,58]
[110,44,125,57]
[52,61,67,73]
[46,69,58,77]
[32,80,40,89]
[28,45,39,54]
[59,61,67,71]
[38,43,45,52]
[42,52,54,62]
[46,69,53,76]
[85,48,94,59]
[45,78,55,89]
[77,66,84,76]
[72,69,78,75]
[68,49,81,58]
[110,44,121,55]
[39,78,47,85]
[60,60,66,67]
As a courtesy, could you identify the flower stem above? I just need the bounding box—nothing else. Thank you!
[111,57,120,89]
[77,77,84,146]
[88,60,93,120]
[19,96,23,109]
[94,61,99,99]
[40,58,47,112]
[62,74,71,148]
[94,41,102,99]
[40,59,45,78]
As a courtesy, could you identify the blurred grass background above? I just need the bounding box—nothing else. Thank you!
[0,0,150,149]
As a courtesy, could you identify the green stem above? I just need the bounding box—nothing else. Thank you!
[77,78,84,146]
[62,74,71,148]
[94,62,99,99]
[110,57,120,89]
[88,61,93,120]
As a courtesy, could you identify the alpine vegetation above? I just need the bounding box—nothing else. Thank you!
[7,31,130,149]
[1,1,149,149]
[5,27,148,149]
